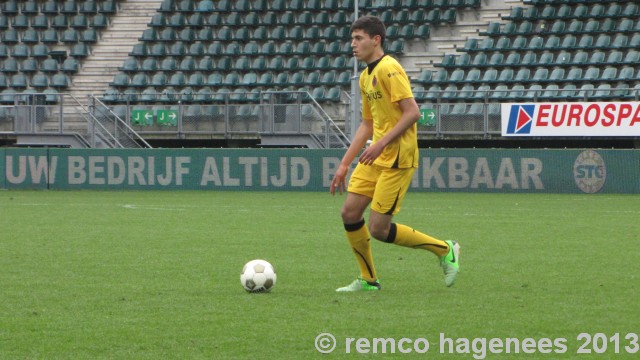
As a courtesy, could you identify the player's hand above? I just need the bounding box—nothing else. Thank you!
[358,142,384,166]
[330,164,348,195]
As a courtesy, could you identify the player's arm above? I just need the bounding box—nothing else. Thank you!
[358,97,420,166]
[330,118,373,195]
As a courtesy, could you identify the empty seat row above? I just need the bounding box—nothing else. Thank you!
[504,3,639,22]
[482,18,640,38]
[109,69,353,89]
[120,55,356,73]
[0,13,110,30]
[1,28,99,44]
[143,25,353,43]
[129,40,355,58]
[428,66,640,86]
[458,33,640,52]
[0,0,117,16]
[437,50,640,69]
[102,85,343,104]
[159,0,367,14]
[369,0,480,10]
[0,72,71,89]
[413,83,640,102]
[1,57,79,74]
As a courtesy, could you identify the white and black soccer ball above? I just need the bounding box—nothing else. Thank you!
[240,259,276,293]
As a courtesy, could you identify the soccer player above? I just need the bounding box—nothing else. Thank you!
[330,16,460,292]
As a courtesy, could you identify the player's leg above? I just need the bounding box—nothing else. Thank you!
[336,164,381,292]
[368,167,460,286]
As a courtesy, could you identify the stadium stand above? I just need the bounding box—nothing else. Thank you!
[0,0,639,146]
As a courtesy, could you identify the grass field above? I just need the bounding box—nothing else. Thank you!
[1,190,639,359]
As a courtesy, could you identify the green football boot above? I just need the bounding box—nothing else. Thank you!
[440,240,460,287]
[336,277,381,292]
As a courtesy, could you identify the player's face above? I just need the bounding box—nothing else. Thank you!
[351,29,380,64]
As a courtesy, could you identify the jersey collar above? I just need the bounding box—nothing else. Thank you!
[366,54,387,75]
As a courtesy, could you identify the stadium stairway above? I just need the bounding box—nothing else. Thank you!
[68,0,163,101]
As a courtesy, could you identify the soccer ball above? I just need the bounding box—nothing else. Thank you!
[240,259,276,293]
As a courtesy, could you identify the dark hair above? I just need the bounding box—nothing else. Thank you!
[350,15,386,46]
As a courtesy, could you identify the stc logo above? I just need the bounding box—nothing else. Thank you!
[573,150,606,193]
[506,105,535,135]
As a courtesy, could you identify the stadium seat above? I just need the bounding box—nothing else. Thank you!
[51,73,70,89]
[20,58,38,73]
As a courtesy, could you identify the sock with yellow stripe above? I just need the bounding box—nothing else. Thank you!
[344,219,377,283]
[387,223,449,257]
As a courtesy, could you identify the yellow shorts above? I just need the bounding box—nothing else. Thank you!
[348,163,416,216]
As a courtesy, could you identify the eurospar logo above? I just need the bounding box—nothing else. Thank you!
[506,104,535,134]
[502,102,640,136]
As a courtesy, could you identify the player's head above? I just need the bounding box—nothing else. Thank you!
[350,16,386,63]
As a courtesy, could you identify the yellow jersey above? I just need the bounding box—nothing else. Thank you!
[359,55,419,169]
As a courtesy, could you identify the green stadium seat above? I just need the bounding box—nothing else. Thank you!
[41,0,58,14]
[91,14,109,29]
[206,72,222,86]
[61,0,78,14]
[169,72,186,87]
[62,29,80,43]
[51,14,68,29]
[11,14,29,29]
[101,0,118,14]
[251,57,266,71]
[0,73,8,88]
[2,29,19,44]
[51,73,70,89]
[179,56,196,71]
[140,58,158,72]
[40,59,59,73]
[548,68,565,83]
[197,57,213,72]
[11,44,29,58]
[513,68,530,83]
[497,68,513,83]
[81,29,99,43]
[601,67,617,82]
[256,72,273,86]
[588,51,605,65]
[169,42,186,56]
[232,56,250,71]
[503,53,520,67]
[30,44,49,59]
[121,58,140,73]
[604,51,622,65]
[623,50,639,65]
[10,73,28,89]
[20,58,38,73]
[131,73,150,88]
[71,14,89,29]
[214,57,231,71]
[289,71,305,86]
[187,42,205,57]
[160,57,176,71]
[223,72,240,86]
[565,68,583,82]
[187,72,205,87]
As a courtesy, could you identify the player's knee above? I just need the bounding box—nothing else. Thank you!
[340,206,361,224]
[368,223,390,242]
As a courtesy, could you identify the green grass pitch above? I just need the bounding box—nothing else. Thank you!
[1,191,639,359]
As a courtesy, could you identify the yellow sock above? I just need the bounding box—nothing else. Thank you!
[344,220,377,283]
[390,223,449,257]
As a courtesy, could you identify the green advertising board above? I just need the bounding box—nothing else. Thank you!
[1,148,638,193]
